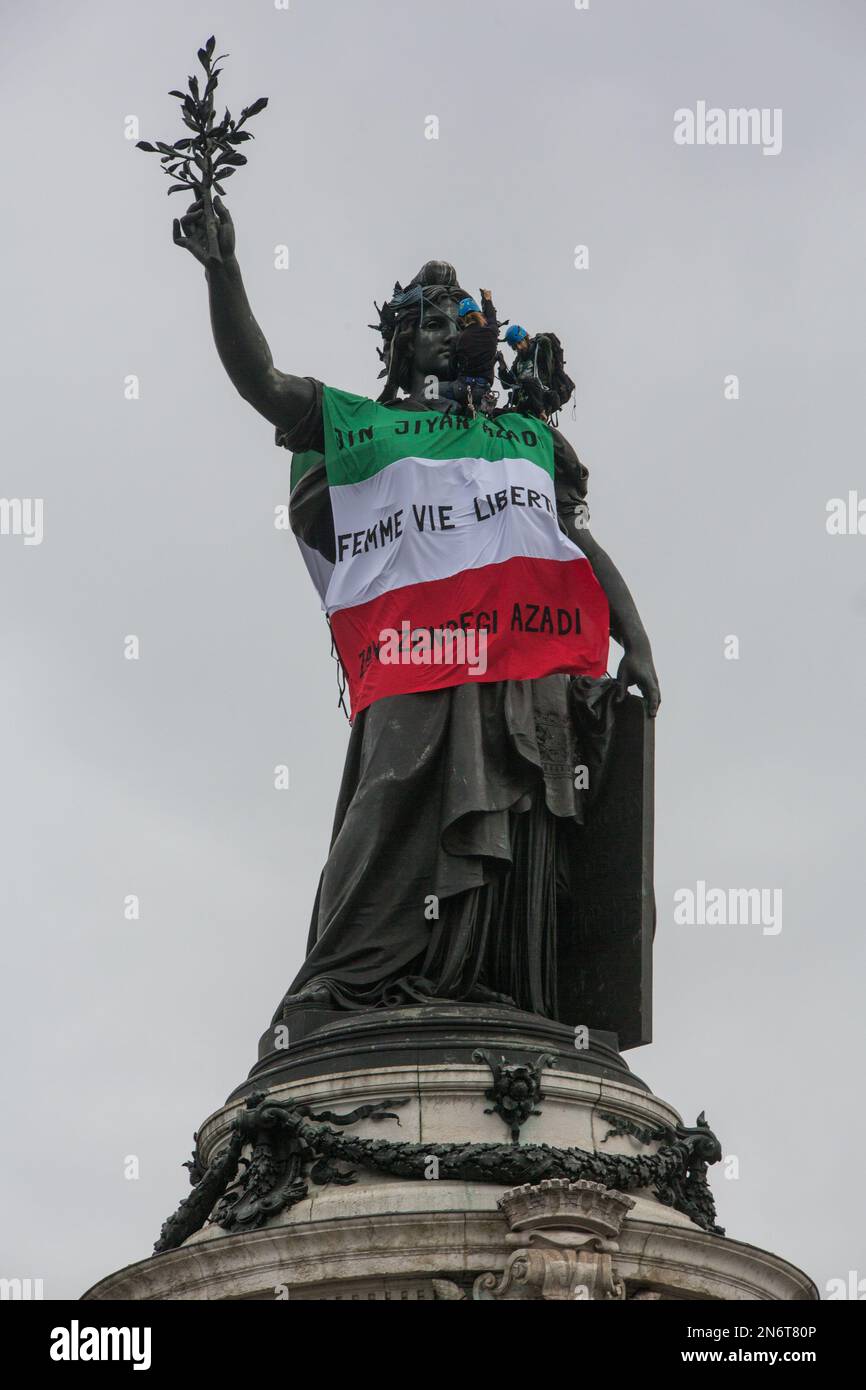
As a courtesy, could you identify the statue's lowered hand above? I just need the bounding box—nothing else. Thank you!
[173,194,236,268]
[616,649,661,719]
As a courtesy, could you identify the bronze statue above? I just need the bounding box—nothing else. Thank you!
[172,195,660,1026]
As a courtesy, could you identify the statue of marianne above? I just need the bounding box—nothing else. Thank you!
[173,196,661,1021]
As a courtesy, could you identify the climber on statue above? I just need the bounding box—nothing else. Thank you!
[438,289,500,415]
[498,323,575,420]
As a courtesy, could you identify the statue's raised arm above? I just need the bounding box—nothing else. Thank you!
[173,193,315,433]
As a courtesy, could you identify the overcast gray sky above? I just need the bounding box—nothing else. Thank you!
[2,0,864,1300]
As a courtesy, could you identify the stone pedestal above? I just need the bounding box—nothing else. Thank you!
[82,1006,816,1302]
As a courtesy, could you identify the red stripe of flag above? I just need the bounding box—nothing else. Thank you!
[329,554,610,717]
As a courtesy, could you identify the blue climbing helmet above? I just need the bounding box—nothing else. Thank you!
[458,296,481,318]
[505,324,528,346]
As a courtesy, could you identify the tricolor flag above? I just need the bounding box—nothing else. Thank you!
[291,387,609,715]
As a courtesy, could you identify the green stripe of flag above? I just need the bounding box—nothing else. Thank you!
[321,386,554,485]
[290,449,324,492]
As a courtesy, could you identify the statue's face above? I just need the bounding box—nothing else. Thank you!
[410,298,459,381]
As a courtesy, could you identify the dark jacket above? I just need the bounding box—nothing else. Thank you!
[455,297,498,382]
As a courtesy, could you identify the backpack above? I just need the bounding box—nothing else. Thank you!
[535,332,576,411]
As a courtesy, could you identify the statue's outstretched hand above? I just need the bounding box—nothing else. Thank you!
[173,193,236,267]
[617,648,661,719]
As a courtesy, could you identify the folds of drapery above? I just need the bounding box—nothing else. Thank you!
[274,673,621,1018]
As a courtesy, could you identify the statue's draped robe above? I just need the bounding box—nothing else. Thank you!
[274,384,618,1019]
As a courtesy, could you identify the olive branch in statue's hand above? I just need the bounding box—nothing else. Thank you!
[136,35,268,268]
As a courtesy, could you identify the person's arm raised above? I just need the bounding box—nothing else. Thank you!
[173,193,315,431]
